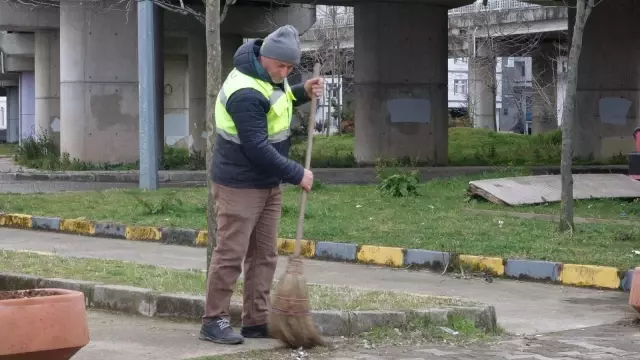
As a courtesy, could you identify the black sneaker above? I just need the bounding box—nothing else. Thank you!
[200,317,244,345]
[241,323,269,339]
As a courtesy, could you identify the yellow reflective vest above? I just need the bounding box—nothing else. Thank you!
[215,68,296,144]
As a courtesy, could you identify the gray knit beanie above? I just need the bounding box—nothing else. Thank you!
[260,25,301,65]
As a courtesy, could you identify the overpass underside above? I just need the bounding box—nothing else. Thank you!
[0,0,636,165]
[0,0,316,163]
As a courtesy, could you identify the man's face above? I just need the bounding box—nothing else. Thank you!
[260,56,294,84]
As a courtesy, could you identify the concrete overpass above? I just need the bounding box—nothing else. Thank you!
[301,3,568,57]
[0,0,637,174]
[0,0,317,174]
[301,0,638,164]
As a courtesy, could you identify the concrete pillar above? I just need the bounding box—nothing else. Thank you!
[468,42,496,130]
[6,86,19,143]
[531,42,558,134]
[353,3,448,165]
[188,33,242,154]
[19,71,35,141]
[155,6,165,158]
[34,30,60,141]
[570,0,639,160]
[59,0,138,163]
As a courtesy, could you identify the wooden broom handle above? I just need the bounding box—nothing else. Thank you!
[294,63,321,257]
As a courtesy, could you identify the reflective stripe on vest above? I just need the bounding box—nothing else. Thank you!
[215,68,295,145]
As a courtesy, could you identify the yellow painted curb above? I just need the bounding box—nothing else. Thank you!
[60,218,95,235]
[559,264,620,289]
[277,238,316,258]
[356,245,404,267]
[125,226,162,241]
[196,231,208,247]
[459,255,505,276]
[0,213,33,229]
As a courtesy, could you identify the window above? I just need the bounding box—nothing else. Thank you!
[0,107,4,129]
[453,79,467,95]
[453,57,467,64]
[503,108,509,115]
[515,60,525,77]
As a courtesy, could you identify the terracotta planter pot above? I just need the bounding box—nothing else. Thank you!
[629,267,640,313]
[0,288,90,360]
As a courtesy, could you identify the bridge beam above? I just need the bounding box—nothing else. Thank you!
[353,2,448,165]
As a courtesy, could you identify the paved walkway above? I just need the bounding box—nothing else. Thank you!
[76,310,278,360]
[326,322,640,359]
[0,180,141,193]
[0,228,635,336]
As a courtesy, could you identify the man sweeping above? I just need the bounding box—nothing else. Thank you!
[200,25,324,345]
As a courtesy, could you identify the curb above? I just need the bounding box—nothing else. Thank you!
[0,212,636,293]
[0,272,498,336]
[0,165,629,185]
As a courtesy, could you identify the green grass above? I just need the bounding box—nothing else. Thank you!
[0,143,16,156]
[289,128,628,168]
[0,250,470,311]
[290,134,356,168]
[2,168,640,269]
[12,127,628,171]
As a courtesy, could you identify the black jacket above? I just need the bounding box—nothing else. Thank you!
[211,39,311,189]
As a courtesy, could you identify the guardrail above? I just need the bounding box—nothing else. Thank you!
[311,0,542,29]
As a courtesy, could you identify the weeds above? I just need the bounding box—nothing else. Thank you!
[375,158,421,197]
[128,190,183,215]
[360,315,502,348]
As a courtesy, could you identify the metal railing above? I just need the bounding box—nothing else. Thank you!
[311,1,542,29]
[312,14,354,29]
[448,0,540,14]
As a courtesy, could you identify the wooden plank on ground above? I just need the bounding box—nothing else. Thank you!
[468,174,640,206]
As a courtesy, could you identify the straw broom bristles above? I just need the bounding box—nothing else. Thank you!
[267,63,324,349]
[268,256,324,348]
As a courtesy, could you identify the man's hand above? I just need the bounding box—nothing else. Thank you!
[304,77,324,99]
[299,169,314,192]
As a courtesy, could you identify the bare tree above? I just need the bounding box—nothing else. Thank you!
[449,1,557,132]
[298,5,355,135]
[559,0,596,232]
[204,0,223,275]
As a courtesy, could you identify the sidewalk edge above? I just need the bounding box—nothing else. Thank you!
[0,212,634,293]
[0,272,498,336]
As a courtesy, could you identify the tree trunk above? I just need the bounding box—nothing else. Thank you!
[205,0,222,275]
[559,0,594,232]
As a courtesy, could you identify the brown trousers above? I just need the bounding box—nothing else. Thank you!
[203,183,281,326]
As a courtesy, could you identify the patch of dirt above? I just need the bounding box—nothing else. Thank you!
[0,289,62,300]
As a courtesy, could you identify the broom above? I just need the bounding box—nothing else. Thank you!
[268,63,325,349]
